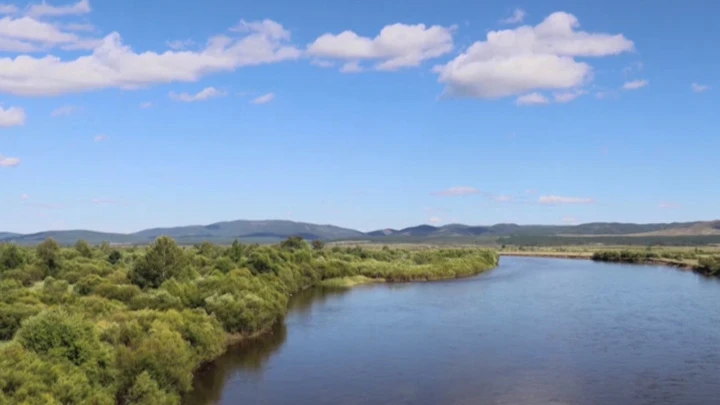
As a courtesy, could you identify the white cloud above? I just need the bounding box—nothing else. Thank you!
[169,86,226,102]
[27,0,91,18]
[50,104,76,116]
[63,22,94,32]
[166,39,194,50]
[93,134,107,142]
[658,202,680,209]
[0,15,80,44]
[340,61,362,73]
[516,92,549,105]
[500,8,526,24]
[538,195,594,205]
[623,79,648,90]
[139,101,152,108]
[307,23,455,71]
[0,4,17,14]
[435,12,633,99]
[428,216,442,224]
[251,92,275,104]
[553,89,586,103]
[561,216,578,224]
[0,19,300,96]
[0,106,25,127]
[20,193,29,200]
[432,186,480,196]
[0,155,20,167]
[229,19,291,40]
[691,82,709,93]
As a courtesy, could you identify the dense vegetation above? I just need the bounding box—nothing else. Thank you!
[591,249,720,276]
[500,234,720,247]
[0,237,497,404]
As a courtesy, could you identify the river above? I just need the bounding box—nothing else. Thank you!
[184,257,720,405]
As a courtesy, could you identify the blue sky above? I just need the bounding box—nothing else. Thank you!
[0,0,717,233]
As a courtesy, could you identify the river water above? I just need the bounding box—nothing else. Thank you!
[185,257,720,405]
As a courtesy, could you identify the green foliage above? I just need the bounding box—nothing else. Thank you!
[130,236,186,289]
[0,236,499,404]
[0,244,25,271]
[108,250,123,265]
[36,238,61,276]
[75,240,93,259]
[698,256,720,276]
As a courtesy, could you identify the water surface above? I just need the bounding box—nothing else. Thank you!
[185,257,720,405]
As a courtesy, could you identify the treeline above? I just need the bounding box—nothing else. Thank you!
[500,234,720,247]
[591,250,720,276]
[0,237,497,404]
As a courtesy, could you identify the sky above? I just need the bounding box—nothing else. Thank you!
[0,0,718,233]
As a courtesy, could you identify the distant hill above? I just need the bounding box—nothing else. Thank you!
[0,220,365,245]
[1,219,718,246]
[364,221,714,239]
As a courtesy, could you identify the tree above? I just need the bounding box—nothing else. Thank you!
[0,244,25,270]
[75,239,93,258]
[280,236,307,251]
[311,240,325,251]
[227,240,245,262]
[130,236,186,289]
[36,238,61,275]
[108,250,122,265]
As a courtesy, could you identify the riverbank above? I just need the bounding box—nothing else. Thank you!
[501,249,719,276]
[0,238,499,405]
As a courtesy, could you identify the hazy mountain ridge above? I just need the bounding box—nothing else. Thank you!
[1,220,718,245]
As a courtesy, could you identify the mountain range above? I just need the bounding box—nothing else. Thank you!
[1,219,720,246]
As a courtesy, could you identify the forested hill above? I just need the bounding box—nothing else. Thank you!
[1,220,719,245]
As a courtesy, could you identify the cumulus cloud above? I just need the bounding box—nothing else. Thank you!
[340,61,362,73]
[0,155,20,167]
[310,59,334,68]
[538,195,594,205]
[93,134,107,142]
[20,193,29,200]
[27,0,91,18]
[516,92,549,105]
[307,23,455,71]
[691,82,709,93]
[0,19,300,96]
[50,104,76,116]
[251,92,275,104]
[139,101,152,108]
[553,89,586,103]
[432,186,480,196]
[435,12,633,99]
[658,202,680,209]
[0,106,25,127]
[428,216,442,224]
[0,4,17,14]
[623,79,648,90]
[500,8,526,24]
[166,39,194,50]
[169,86,226,102]
[63,22,94,32]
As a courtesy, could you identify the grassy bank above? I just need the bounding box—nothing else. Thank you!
[318,275,384,288]
[0,237,497,404]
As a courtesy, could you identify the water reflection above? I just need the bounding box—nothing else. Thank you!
[184,287,351,405]
[184,258,720,405]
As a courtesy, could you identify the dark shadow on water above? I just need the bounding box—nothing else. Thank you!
[183,287,352,405]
